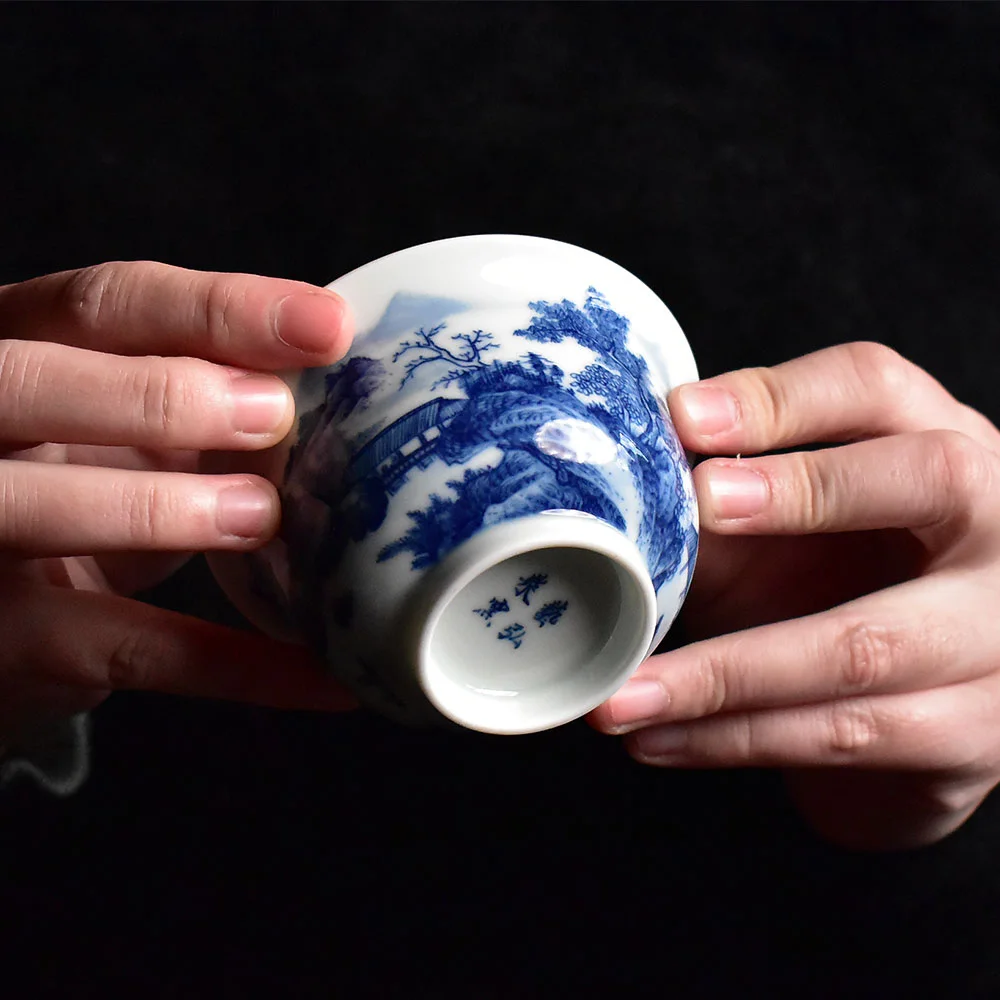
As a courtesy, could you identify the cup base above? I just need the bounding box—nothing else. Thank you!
[411,512,656,734]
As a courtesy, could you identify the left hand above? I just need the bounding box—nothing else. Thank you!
[0,261,359,745]
[589,342,1000,850]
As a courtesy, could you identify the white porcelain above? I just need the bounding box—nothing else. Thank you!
[206,235,699,734]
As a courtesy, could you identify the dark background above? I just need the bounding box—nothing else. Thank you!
[2,3,1000,997]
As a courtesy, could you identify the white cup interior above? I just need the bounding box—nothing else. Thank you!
[415,515,656,734]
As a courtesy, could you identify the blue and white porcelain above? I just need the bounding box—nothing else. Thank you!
[207,235,699,734]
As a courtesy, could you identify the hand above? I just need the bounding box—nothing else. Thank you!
[589,342,1000,850]
[0,261,358,746]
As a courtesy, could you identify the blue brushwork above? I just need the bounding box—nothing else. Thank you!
[514,573,549,606]
[374,289,692,588]
[278,288,697,645]
[497,623,526,649]
[534,600,569,627]
[393,324,499,389]
[474,597,510,627]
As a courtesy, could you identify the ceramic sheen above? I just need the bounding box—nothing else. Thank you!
[207,236,699,733]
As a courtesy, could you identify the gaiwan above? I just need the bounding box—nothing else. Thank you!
[207,235,699,734]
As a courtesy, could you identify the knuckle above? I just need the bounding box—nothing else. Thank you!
[783,451,835,530]
[916,781,984,819]
[955,402,1000,448]
[924,429,992,506]
[839,619,897,694]
[0,341,11,390]
[882,699,985,776]
[60,262,128,331]
[843,341,925,431]
[105,628,153,691]
[844,341,914,403]
[0,341,17,399]
[134,359,189,440]
[826,699,881,756]
[0,339,41,413]
[740,367,794,441]
[727,715,757,763]
[902,701,990,775]
[201,276,239,352]
[0,465,37,546]
[690,652,731,716]
[120,480,176,547]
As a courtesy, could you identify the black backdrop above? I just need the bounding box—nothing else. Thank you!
[3,3,1000,997]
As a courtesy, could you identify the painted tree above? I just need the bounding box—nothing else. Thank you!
[393,324,498,388]
[374,291,695,592]
[570,363,648,428]
[513,287,631,361]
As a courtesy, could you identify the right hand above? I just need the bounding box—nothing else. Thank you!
[590,343,1000,849]
[0,260,358,746]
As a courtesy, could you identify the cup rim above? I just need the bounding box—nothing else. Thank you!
[325,233,700,395]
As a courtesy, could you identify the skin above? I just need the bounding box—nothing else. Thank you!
[589,342,1000,851]
[0,261,358,747]
[5,260,996,852]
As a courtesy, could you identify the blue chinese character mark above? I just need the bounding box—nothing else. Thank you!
[473,597,510,627]
[534,600,569,627]
[514,573,549,606]
[497,623,526,649]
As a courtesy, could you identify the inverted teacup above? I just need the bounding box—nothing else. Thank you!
[207,235,699,734]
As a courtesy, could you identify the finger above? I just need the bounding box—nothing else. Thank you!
[669,341,1000,456]
[0,463,281,555]
[783,767,993,850]
[2,581,357,711]
[0,340,294,450]
[590,577,992,733]
[623,684,989,772]
[0,261,351,368]
[693,429,1000,548]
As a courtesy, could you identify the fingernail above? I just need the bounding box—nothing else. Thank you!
[634,725,688,758]
[608,679,668,728]
[228,373,291,435]
[273,291,346,354]
[704,464,768,520]
[216,483,275,539]
[675,384,738,435]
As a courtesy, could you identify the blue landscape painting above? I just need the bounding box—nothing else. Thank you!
[278,288,697,641]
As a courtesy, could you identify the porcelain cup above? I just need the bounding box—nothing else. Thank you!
[207,235,699,734]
